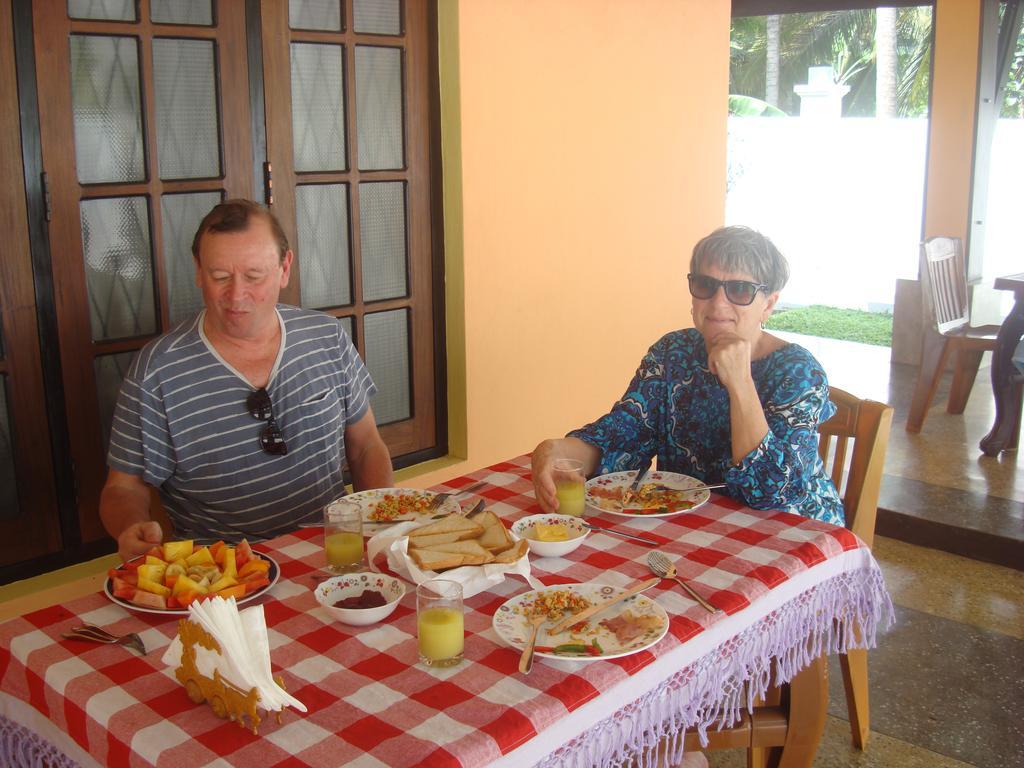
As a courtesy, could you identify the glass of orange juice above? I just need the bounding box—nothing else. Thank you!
[417,579,464,667]
[553,458,586,516]
[324,499,364,573]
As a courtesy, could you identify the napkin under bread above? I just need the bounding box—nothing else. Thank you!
[161,596,307,713]
[366,520,542,599]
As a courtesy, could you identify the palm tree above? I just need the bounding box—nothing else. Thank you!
[730,8,933,117]
[766,15,780,106]
[876,7,897,117]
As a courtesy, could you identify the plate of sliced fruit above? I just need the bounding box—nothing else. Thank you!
[105,539,279,615]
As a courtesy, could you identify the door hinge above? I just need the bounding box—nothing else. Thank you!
[263,161,274,206]
[41,171,52,221]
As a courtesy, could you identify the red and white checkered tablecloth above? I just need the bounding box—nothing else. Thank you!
[0,455,892,768]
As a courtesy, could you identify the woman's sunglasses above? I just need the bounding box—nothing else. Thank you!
[246,387,288,455]
[687,273,768,307]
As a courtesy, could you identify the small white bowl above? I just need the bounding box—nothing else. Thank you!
[511,514,589,558]
[315,572,405,626]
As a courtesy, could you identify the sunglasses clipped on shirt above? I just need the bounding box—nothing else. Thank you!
[246,387,288,456]
[687,273,768,307]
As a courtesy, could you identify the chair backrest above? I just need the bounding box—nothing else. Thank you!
[818,386,894,547]
[920,236,969,334]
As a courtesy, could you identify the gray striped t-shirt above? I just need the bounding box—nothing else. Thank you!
[107,305,377,541]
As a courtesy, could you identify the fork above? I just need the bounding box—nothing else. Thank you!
[518,614,547,674]
[646,551,719,613]
[61,624,147,654]
[427,480,488,511]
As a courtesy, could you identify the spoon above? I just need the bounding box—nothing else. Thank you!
[518,614,547,674]
[646,551,720,613]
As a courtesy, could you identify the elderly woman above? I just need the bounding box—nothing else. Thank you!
[533,225,843,526]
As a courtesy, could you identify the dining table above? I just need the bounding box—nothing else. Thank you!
[979,271,1024,456]
[0,454,892,768]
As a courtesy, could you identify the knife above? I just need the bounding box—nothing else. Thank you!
[620,462,651,507]
[548,577,661,634]
[581,523,659,546]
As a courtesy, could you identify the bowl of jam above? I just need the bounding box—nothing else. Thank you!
[315,572,406,625]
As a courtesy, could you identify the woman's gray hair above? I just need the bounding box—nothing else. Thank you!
[690,225,790,293]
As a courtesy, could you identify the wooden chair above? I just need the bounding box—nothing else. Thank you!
[656,388,894,766]
[818,386,894,750]
[906,237,1000,433]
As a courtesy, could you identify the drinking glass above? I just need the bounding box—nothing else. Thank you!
[324,499,365,573]
[553,458,586,516]
[417,579,464,667]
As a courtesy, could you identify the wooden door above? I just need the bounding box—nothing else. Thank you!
[32,0,255,544]
[260,0,441,462]
[0,0,62,566]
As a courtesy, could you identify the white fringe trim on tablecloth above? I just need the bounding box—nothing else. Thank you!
[534,563,895,768]
[0,714,80,768]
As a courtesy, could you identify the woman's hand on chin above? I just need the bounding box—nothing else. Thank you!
[706,331,753,391]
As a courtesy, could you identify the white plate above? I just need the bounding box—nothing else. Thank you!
[492,583,669,661]
[347,488,463,523]
[586,470,711,518]
[104,551,280,616]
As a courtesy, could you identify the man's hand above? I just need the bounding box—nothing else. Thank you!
[116,521,163,562]
[100,469,161,562]
[706,332,753,392]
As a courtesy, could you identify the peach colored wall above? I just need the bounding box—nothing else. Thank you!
[923,0,981,241]
[404,1,730,489]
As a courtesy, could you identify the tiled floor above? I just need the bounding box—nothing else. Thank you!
[703,334,1024,768]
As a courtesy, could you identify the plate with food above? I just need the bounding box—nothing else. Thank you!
[492,583,669,661]
[105,539,280,615]
[586,470,712,518]
[347,488,462,524]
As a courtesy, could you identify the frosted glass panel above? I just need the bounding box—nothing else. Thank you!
[68,0,135,21]
[289,0,342,31]
[153,38,220,180]
[355,46,403,170]
[70,35,145,184]
[296,184,352,309]
[162,192,220,325]
[81,196,156,341]
[364,309,409,424]
[359,182,406,301]
[151,0,213,25]
[95,352,136,452]
[354,0,400,35]
[0,378,17,521]
[338,315,353,342]
[291,43,347,172]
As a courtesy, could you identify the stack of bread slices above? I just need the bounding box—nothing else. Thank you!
[407,509,528,571]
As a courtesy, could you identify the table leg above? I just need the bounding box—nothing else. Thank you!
[980,295,1024,456]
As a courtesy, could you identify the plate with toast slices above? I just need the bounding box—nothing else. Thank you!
[406,509,529,572]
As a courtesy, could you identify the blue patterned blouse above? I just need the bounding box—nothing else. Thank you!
[568,329,844,526]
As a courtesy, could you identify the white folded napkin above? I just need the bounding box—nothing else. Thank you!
[161,596,306,714]
[366,522,543,599]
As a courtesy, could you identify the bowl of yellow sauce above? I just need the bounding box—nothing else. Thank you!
[511,514,589,558]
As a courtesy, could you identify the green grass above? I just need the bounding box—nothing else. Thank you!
[765,305,892,347]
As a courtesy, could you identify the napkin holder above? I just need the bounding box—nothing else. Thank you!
[174,618,286,735]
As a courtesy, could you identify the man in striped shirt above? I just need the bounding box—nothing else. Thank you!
[100,200,394,561]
